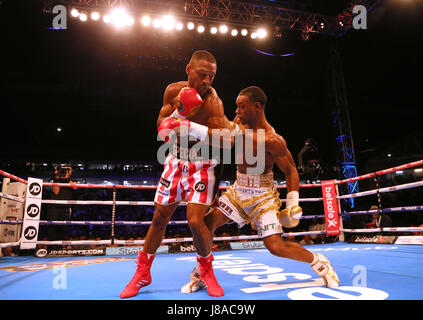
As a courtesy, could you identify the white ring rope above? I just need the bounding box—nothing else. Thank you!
[1,161,422,250]
[337,180,423,200]
[342,227,423,233]
[0,192,25,203]
[39,198,323,206]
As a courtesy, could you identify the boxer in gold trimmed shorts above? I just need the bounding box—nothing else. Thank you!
[217,172,283,238]
[181,86,340,294]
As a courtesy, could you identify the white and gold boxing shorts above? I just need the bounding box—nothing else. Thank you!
[216,172,283,238]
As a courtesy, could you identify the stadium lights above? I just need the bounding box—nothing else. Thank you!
[219,25,228,34]
[68,9,271,41]
[256,28,267,39]
[161,15,176,31]
[110,8,134,28]
[141,15,151,26]
[152,18,161,28]
[91,11,100,21]
[103,15,111,24]
[79,12,88,22]
[70,8,79,17]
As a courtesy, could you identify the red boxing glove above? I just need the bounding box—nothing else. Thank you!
[158,117,209,142]
[177,87,203,117]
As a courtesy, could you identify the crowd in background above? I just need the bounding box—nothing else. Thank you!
[1,162,423,257]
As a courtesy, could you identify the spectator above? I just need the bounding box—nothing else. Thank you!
[300,233,315,245]
[366,205,392,229]
[45,165,77,248]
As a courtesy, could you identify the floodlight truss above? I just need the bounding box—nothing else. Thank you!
[44,0,380,37]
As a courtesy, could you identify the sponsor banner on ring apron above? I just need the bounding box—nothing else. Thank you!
[20,178,43,250]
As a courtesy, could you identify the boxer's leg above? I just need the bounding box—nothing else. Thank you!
[186,203,213,256]
[263,234,339,288]
[143,202,179,254]
[186,203,224,297]
[263,234,314,263]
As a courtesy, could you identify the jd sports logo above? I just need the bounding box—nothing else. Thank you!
[160,178,170,188]
[29,183,42,196]
[194,181,206,193]
[26,204,40,218]
[24,226,37,240]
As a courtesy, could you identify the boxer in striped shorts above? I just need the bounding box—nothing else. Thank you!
[120,50,238,298]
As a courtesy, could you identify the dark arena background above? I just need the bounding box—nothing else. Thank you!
[0,0,423,309]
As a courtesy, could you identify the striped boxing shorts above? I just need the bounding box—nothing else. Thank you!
[154,153,219,206]
[216,172,283,238]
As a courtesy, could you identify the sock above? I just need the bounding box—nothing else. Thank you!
[311,253,319,265]
[197,252,212,259]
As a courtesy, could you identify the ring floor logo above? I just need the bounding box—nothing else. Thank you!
[176,252,389,300]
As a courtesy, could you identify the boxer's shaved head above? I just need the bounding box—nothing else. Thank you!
[189,50,217,66]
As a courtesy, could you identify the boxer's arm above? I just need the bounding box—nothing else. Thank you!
[156,83,184,128]
[268,135,299,193]
[270,135,303,225]
[203,89,239,148]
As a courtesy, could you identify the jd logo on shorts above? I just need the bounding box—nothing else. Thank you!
[26,204,40,218]
[160,178,170,188]
[29,183,42,196]
[24,226,37,240]
[194,181,206,193]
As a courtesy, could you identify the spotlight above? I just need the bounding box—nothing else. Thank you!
[219,25,228,34]
[70,8,79,17]
[197,25,205,33]
[79,12,88,22]
[231,29,238,36]
[241,29,248,36]
[141,15,151,26]
[127,16,134,26]
[210,26,218,34]
[110,8,134,28]
[161,15,175,31]
[187,22,195,30]
[152,18,161,28]
[251,32,257,39]
[256,28,267,39]
[103,15,111,23]
[176,22,184,30]
[91,11,100,21]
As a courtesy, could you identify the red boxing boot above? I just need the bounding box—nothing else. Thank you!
[197,253,224,297]
[120,251,155,299]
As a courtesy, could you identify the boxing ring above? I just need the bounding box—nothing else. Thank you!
[1,160,423,301]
